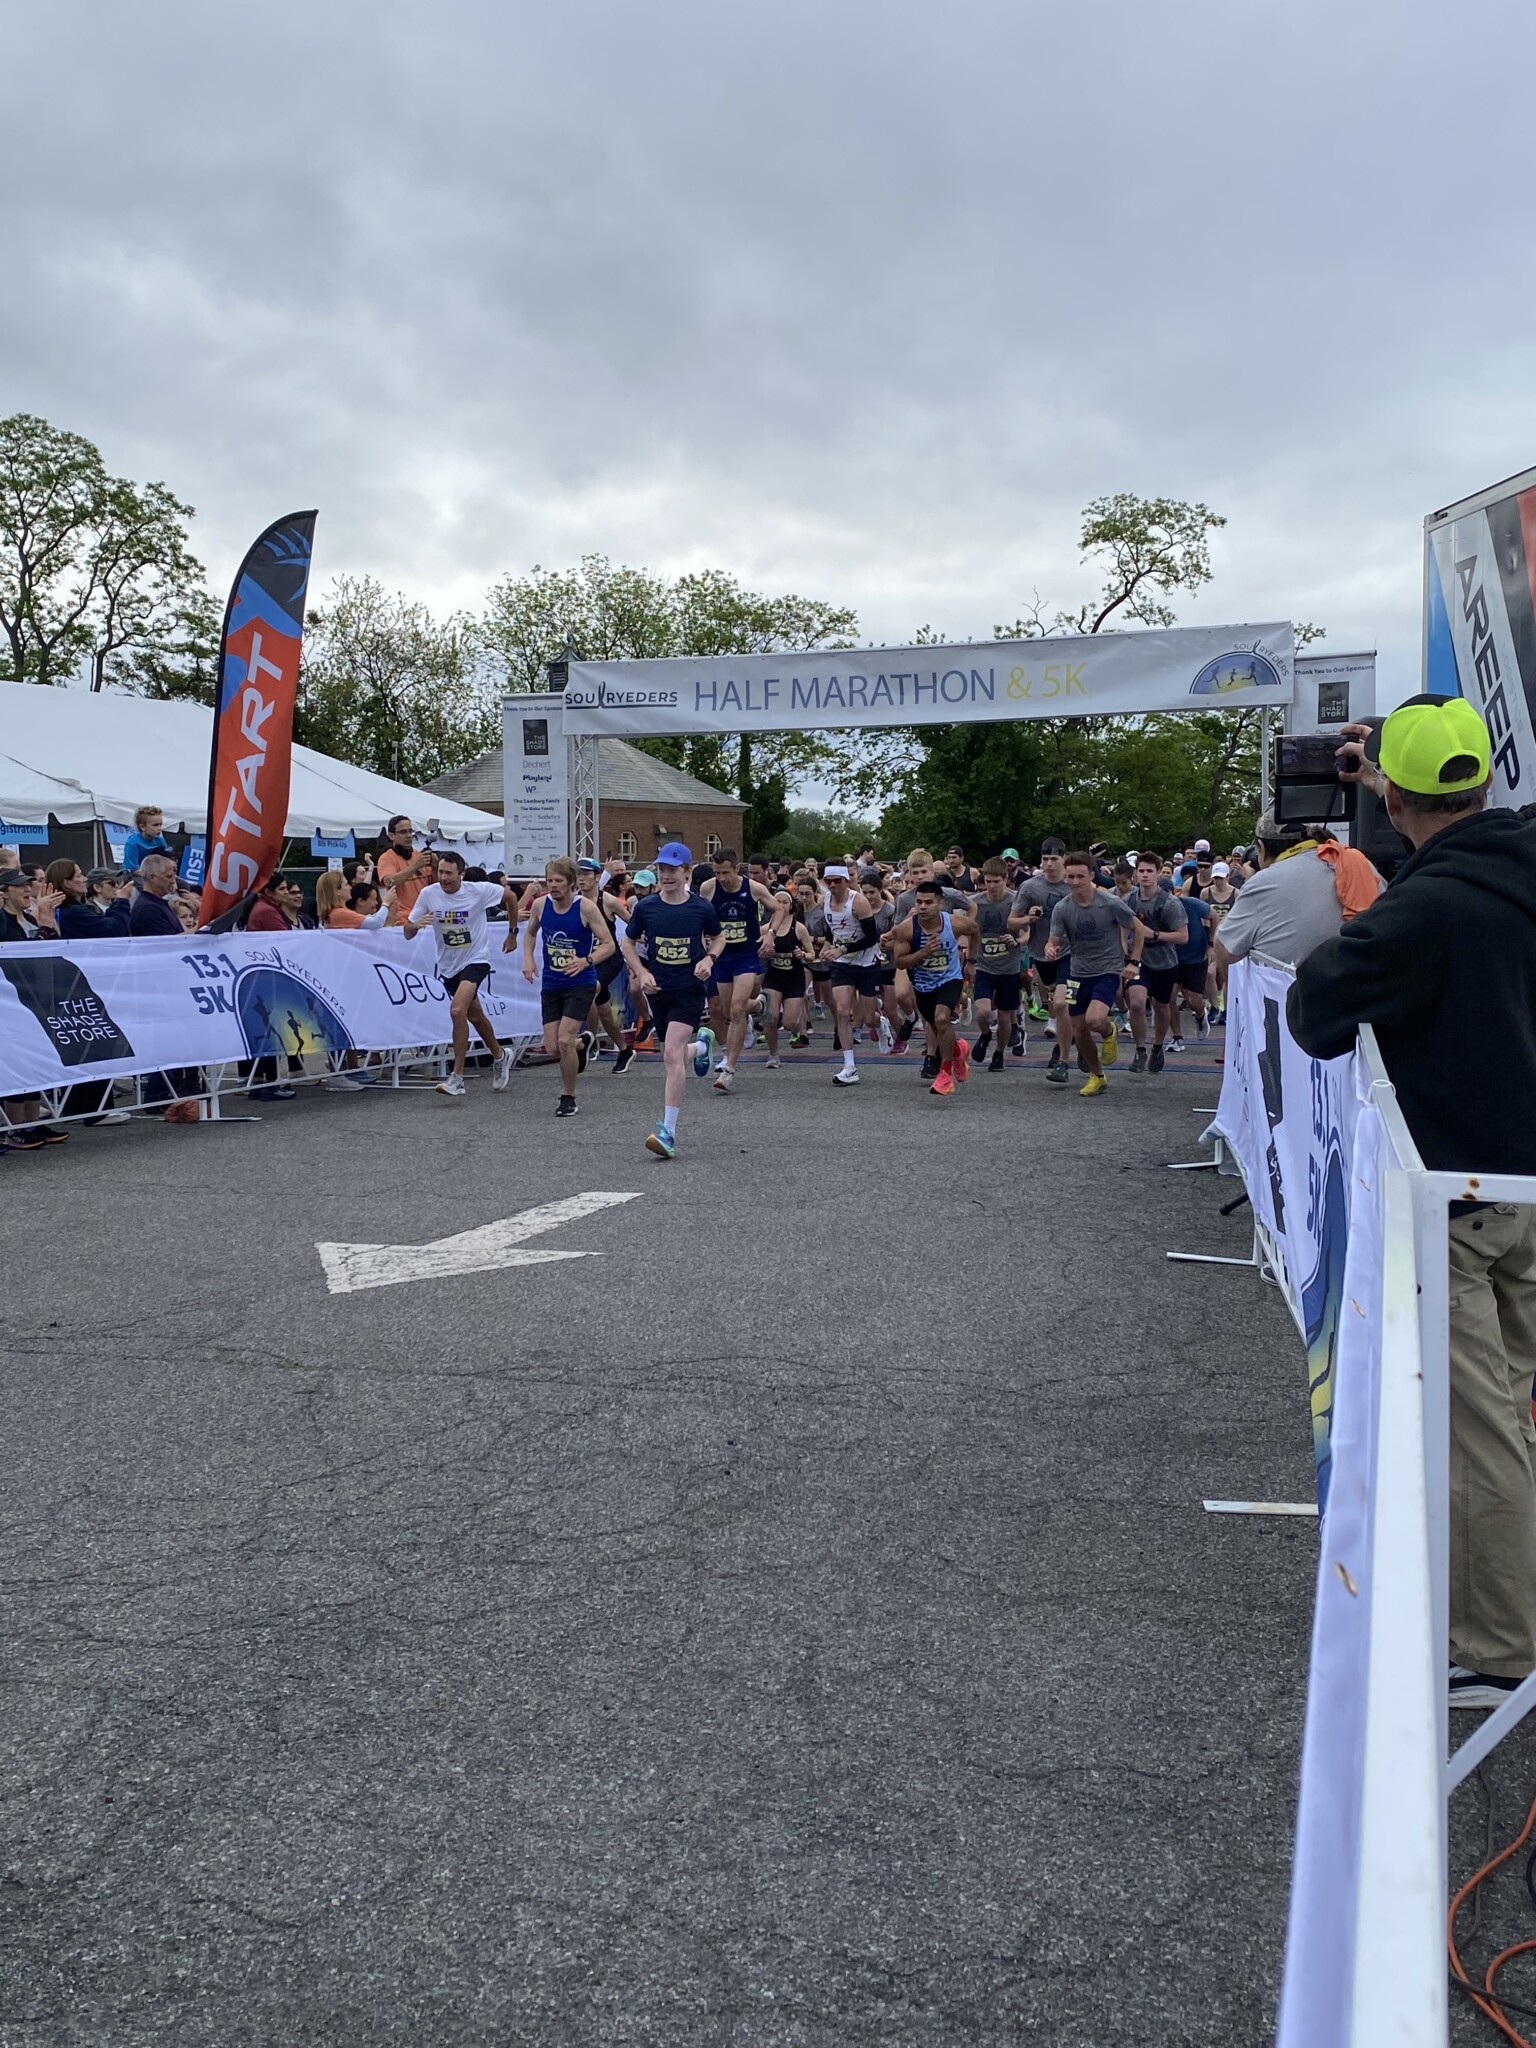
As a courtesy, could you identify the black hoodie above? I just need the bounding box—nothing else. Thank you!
[1287,807,1536,1173]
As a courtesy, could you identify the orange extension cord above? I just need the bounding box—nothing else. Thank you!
[1449,1785,1536,2045]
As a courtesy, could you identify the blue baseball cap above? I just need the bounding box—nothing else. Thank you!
[655,841,693,867]
[576,857,602,872]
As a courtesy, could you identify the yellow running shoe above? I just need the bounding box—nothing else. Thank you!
[1080,1073,1108,1098]
[1100,1022,1119,1065]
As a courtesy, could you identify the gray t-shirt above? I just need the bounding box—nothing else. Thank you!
[893,883,970,919]
[970,894,1022,976]
[1048,889,1135,977]
[1216,850,1344,967]
[1013,875,1070,960]
[1127,886,1187,971]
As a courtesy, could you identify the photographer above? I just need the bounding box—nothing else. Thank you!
[1288,696,1536,1710]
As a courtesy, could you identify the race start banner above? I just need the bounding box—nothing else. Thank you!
[201,513,318,923]
[562,622,1294,737]
[0,929,543,1096]
[1212,956,1362,1509]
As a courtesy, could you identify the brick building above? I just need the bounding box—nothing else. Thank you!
[427,736,747,869]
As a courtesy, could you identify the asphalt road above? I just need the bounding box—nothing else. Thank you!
[3,1032,1318,2046]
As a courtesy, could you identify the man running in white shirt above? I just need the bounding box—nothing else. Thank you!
[818,864,881,1087]
[402,851,518,1098]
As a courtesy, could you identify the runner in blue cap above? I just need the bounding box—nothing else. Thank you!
[619,842,726,1158]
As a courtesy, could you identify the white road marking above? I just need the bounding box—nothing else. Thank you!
[1201,1499,1318,1517]
[316,1190,642,1295]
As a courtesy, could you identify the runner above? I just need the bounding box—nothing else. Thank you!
[1170,882,1212,1048]
[969,857,1028,1071]
[819,865,882,1087]
[796,877,830,1043]
[575,857,641,1073]
[889,850,972,1077]
[1044,853,1138,1098]
[401,850,518,1098]
[1014,840,1072,1080]
[519,857,616,1116]
[863,868,906,1052]
[618,841,726,1158]
[700,849,776,1093]
[1197,860,1239,1021]
[893,879,978,1096]
[756,889,815,1067]
[1125,853,1187,1075]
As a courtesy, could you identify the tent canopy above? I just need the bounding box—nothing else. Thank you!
[0,681,503,840]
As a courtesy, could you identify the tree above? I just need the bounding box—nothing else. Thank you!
[0,414,214,692]
[298,576,498,787]
[759,804,880,863]
[478,553,858,807]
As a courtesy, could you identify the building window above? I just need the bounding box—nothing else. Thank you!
[706,834,723,859]
[617,830,637,861]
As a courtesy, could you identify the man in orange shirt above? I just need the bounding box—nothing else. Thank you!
[376,815,434,924]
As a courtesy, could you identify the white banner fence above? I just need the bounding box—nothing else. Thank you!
[0,929,546,1111]
[1212,958,1536,2046]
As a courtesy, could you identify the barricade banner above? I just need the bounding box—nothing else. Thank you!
[0,930,544,1095]
[1212,957,1359,1505]
[1276,1088,1384,2047]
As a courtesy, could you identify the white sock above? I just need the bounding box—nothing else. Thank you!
[842,1050,857,1074]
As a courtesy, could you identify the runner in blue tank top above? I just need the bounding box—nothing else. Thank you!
[700,849,776,1093]
[519,857,615,1118]
[893,879,980,1097]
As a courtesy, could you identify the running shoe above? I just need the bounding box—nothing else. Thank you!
[952,1037,970,1083]
[321,1073,365,1092]
[1100,1022,1119,1066]
[612,1046,636,1076]
[436,1074,466,1097]
[920,1053,940,1082]
[988,1049,1005,1073]
[492,1049,515,1090]
[1130,1047,1148,1074]
[645,1123,677,1158]
[895,1018,915,1045]
[693,1028,716,1077]
[743,1024,757,1050]
[1009,1027,1026,1057]
[1450,1663,1523,1710]
[1196,1014,1211,1040]
[1028,1001,1049,1022]
[713,1067,733,1093]
[1168,1035,1185,1054]
[1148,1044,1165,1074]
[886,1033,907,1058]
[929,1067,955,1096]
[878,1015,894,1052]
[1208,1006,1225,1027]
[714,1054,729,1073]
[789,1033,811,1049]
[555,1095,579,1117]
[832,1066,861,1086]
[631,1029,657,1052]
[973,1029,992,1062]
[1045,1056,1068,1085]
[764,1055,780,1070]
[1080,1073,1108,1098]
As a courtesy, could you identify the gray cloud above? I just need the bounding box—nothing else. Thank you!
[7,0,1536,705]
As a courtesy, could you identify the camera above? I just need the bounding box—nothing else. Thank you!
[1271,732,1355,827]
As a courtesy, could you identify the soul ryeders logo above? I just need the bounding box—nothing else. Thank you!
[0,957,135,1066]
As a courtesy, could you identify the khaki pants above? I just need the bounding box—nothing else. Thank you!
[1449,1205,1536,1678]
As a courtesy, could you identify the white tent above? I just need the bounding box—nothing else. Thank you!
[0,681,502,840]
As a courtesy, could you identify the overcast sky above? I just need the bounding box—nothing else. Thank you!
[8,0,1536,712]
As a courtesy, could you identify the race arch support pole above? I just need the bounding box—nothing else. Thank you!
[1259,706,1273,819]
[570,733,600,861]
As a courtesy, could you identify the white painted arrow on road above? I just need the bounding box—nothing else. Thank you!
[316,1190,642,1295]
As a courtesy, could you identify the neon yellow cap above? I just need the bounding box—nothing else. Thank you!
[1378,696,1491,795]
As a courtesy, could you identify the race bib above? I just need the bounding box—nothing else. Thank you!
[981,936,1009,959]
[546,936,577,969]
[720,920,748,947]
[655,934,692,966]
[441,918,472,949]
